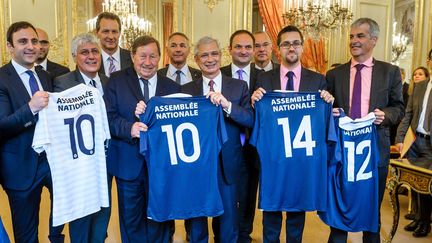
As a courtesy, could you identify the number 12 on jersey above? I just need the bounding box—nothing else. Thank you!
[277,115,316,158]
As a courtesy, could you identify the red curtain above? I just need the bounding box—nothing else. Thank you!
[162,2,174,66]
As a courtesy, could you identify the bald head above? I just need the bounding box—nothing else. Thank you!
[35,28,50,63]
[253,31,273,68]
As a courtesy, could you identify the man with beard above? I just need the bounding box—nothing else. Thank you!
[34,28,70,78]
[251,25,334,243]
[96,12,132,77]
[326,18,404,243]
[253,31,279,72]
[158,32,201,84]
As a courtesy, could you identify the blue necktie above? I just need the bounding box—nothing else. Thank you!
[351,64,365,119]
[175,70,182,84]
[25,70,40,95]
[140,78,150,103]
[89,80,96,88]
[286,71,294,91]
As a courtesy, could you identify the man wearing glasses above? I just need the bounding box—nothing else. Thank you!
[35,28,70,78]
[251,25,334,243]
[253,31,279,72]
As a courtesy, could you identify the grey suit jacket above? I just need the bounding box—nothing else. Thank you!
[157,65,202,82]
[326,59,405,167]
[46,59,70,78]
[54,69,108,92]
[396,78,431,144]
[99,48,132,76]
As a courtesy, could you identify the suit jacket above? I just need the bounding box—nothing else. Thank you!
[181,74,254,184]
[157,65,202,82]
[396,79,431,144]
[255,66,326,92]
[254,61,280,72]
[104,67,181,180]
[99,48,132,76]
[326,60,405,167]
[0,62,53,190]
[53,69,108,92]
[221,63,262,95]
[46,59,70,78]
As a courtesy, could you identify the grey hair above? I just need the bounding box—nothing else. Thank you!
[194,36,221,56]
[71,33,100,56]
[351,18,380,38]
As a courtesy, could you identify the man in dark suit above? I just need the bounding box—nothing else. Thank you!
[96,12,132,77]
[0,21,60,243]
[251,25,334,243]
[326,18,405,243]
[182,36,254,243]
[395,50,432,238]
[52,33,109,243]
[220,29,261,243]
[158,32,201,84]
[34,27,70,78]
[253,31,280,72]
[104,35,180,243]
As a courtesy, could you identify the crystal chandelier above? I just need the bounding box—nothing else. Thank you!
[282,0,353,40]
[87,0,152,49]
[391,21,408,64]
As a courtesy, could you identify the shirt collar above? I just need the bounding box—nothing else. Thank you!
[137,73,158,86]
[11,59,35,75]
[203,71,222,87]
[280,63,301,79]
[79,70,100,85]
[350,56,374,68]
[101,48,121,62]
[37,58,48,70]
[167,63,189,76]
[231,63,251,76]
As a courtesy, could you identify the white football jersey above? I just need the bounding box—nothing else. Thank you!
[32,84,110,226]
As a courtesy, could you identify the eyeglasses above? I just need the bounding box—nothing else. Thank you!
[279,41,302,49]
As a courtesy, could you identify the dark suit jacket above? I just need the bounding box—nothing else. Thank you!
[0,62,53,190]
[254,61,280,71]
[104,67,181,180]
[255,66,326,92]
[396,79,431,144]
[221,63,262,95]
[157,65,202,82]
[181,74,254,184]
[53,69,108,92]
[99,48,132,76]
[46,59,70,78]
[326,60,405,167]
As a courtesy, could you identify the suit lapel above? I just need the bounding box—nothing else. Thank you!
[369,59,380,112]
[155,75,165,96]
[271,67,281,90]
[74,70,86,85]
[340,62,351,113]
[221,75,234,98]
[5,62,32,100]
[35,67,51,91]
[120,48,131,69]
[125,68,144,101]
[299,68,309,91]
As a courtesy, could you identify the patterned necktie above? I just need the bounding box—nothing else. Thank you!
[89,79,96,88]
[140,78,150,103]
[237,69,244,80]
[423,85,432,131]
[25,70,40,95]
[350,64,365,119]
[108,56,116,75]
[208,80,215,92]
[286,71,294,91]
[175,70,182,84]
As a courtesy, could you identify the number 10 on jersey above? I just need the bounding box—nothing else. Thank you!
[161,123,201,165]
[277,115,316,158]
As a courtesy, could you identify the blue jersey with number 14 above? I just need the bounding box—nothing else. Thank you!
[140,96,227,222]
[250,92,337,212]
[319,113,379,232]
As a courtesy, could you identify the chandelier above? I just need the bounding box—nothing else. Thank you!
[391,21,408,64]
[282,0,353,40]
[87,0,152,49]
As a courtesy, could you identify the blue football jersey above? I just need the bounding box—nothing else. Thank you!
[250,92,337,212]
[140,95,227,222]
[319,113,380,232]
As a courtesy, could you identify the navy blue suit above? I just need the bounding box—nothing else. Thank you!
[0,62,62,243]
[104,67,180,243]
[182,74,254,243]
[255,66,326,243]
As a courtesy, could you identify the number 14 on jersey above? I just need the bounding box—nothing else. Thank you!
[277,115,316,158]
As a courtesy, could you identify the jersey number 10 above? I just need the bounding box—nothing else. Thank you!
[162,122,201,165]
[64,114,95,159]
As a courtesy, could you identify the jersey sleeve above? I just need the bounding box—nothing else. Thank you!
[32,95,52,153]
[98,92,111,141]
[139,101,153,157]
[216,105,228,150]
[249,100,261,147]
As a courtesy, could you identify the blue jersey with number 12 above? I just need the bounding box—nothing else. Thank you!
[250,91,337,212]
[319,113,379,232]
[140,95,227,222]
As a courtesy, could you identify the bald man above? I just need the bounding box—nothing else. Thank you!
[35,28,70,78]
[253,31,279,72]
